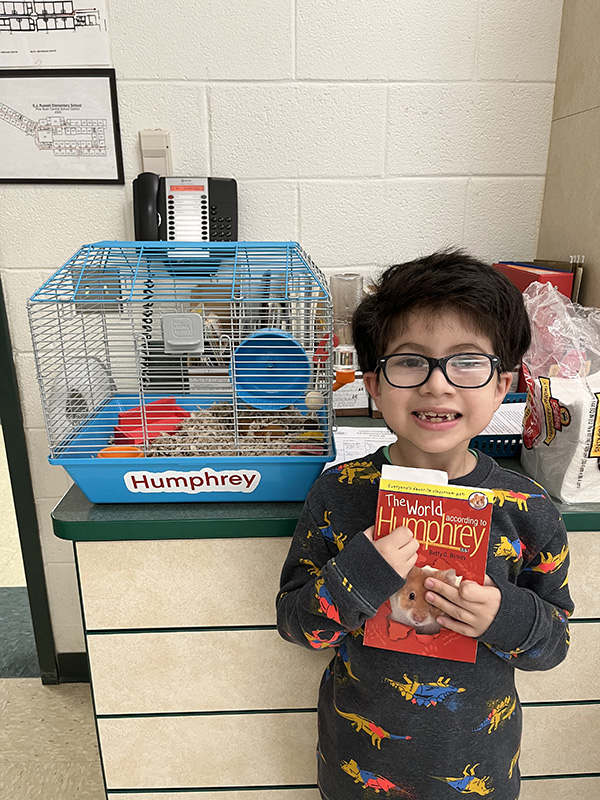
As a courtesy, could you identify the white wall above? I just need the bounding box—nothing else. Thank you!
[0,0,564,652]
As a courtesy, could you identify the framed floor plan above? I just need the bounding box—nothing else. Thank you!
[0,68,124,183]
[0,1,111,67]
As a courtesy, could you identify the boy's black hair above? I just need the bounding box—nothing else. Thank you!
[351,248,531,374]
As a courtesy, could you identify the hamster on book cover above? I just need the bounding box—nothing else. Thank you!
[363,464,493,663]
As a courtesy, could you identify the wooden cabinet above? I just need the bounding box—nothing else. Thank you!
[53,487,600,799]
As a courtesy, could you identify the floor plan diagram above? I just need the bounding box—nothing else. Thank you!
[0,101,107,157]
[0,2,101,33]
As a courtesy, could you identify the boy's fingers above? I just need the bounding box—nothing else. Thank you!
[402,537,420,553]
[437,616,476,636]
[458,580,488,603]
[427,578,489,605]
[363,526,415,546]
[459,580,500,605]
[427,592,474,624]
[388,526,416,546]
[424,577,460,602]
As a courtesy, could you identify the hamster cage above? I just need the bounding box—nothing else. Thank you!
[28,241,335,503]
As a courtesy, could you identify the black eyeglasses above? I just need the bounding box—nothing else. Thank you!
[376,352,502,389]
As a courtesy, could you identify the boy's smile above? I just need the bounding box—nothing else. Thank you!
[363,310,512,478]
[412,410,461,428]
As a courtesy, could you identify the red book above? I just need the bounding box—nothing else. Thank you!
[492,262,573,299]
[363,464,493,663]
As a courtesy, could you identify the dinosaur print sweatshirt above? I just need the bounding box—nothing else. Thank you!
[276,449,574,800]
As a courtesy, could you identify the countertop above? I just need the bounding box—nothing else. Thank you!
[52,459,600,541]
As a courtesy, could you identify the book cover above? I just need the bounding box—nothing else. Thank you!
[363,465,493,663]
[571,264,584,303]
[532,259,575,272]
[498,260,584,302]
[500,260,574,273]
[492,262,573,299]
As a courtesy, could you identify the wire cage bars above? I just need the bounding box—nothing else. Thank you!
[28,241,335,503]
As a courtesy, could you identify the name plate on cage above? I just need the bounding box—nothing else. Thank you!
[124,468,261,494]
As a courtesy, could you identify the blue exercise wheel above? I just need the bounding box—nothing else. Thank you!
[232,328,311,411]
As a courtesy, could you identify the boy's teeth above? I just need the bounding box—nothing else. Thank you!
[416,412,458,422]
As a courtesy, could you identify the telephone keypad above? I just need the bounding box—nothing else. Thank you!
[157,177,237,242]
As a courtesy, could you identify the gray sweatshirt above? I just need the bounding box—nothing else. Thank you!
[277,449,574,800]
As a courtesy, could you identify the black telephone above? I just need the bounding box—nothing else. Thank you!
[133,172,238,242]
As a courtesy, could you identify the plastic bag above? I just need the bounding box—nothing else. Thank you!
[520,282,600,503]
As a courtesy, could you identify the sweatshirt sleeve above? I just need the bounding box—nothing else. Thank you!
[479,514,574,671]
[276,494,405,651]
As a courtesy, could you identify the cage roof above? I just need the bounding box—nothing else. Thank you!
[28,240,329,305]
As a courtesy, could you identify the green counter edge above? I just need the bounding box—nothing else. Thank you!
[51,501,599,541]
[52,514,302,541]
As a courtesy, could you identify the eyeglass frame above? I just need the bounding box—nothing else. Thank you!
[375,352,503,389]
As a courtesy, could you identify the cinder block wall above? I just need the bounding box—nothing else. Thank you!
[0,0,564,653]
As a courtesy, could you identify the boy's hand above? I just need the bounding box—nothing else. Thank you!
[424,574,501,638]
[363,525,419,580]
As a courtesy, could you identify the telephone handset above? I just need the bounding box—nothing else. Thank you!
[133,172,238,242]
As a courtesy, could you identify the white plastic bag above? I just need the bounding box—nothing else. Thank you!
[520,282,600,503]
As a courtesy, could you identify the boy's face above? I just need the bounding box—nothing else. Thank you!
[363,310,512,474]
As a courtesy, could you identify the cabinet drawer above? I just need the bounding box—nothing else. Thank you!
[76,531,598,631]
[108,782,596,800]
[108,793,321,800]
[89,629,329,714]
[98,712,317,790]
[568,531,600,618]
[521,705,600,775]
[88,621,598,715]
[516,621,600,702]
[76,538,291,630]
[520,777,600,800]
[98,706,596,791]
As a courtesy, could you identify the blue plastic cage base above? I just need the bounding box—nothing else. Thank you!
[51,393,333,503]
[52,454,331,504]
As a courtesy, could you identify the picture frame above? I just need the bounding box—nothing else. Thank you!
[0,68,124,184]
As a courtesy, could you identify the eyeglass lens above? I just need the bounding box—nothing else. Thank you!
[384,354,494,388]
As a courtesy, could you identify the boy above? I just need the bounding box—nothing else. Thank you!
[276,250,573,800]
